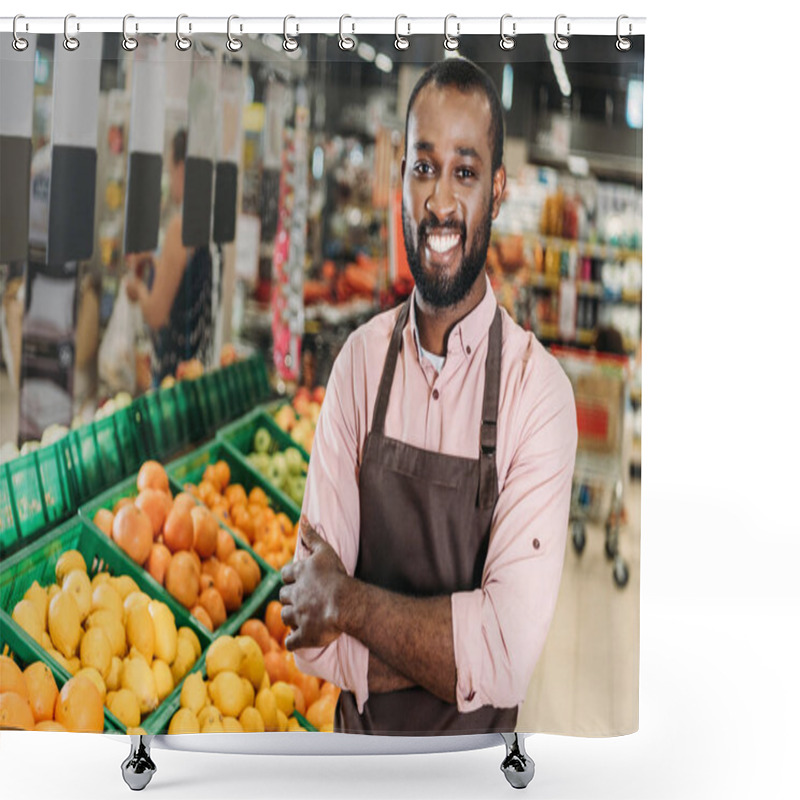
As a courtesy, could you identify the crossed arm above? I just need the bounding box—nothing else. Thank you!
[280,521,455,702]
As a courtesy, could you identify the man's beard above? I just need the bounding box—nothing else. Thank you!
[402,206,492,309]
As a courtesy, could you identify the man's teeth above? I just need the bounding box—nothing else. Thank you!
[427,234,460,254]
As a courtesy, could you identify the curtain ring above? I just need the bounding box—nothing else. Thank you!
[616,15,632,51]
[63,13,80,51]
[227,15,243,52]
[12,15,29,52]
[553,14,570,51]
[394,15,410,51]
[499,14,515,51]
[283,16,299,52]
[444,14,459,51]
[338,15,355,51]
[121,15,138,51]
[175,14,192,51]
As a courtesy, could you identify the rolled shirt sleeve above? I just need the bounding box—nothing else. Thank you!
[291,337,371,713]
[451,350,577,712]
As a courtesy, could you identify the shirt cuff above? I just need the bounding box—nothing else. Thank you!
[293,633,370,714]
[451,590,485,713]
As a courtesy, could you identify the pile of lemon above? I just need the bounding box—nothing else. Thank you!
[168,634,308,734]
[10,549,200,732]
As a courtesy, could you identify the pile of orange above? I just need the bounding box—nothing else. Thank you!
[238,600,339,732]
[93,460,262,632]
[184,459,299,572]
[0,654,103,732]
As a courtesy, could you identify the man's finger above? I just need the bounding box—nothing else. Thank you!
[280,604,297,630]
[281,562,296,583]
[278,585,292,606]
[300,520,323,550]
[283,629,300,651]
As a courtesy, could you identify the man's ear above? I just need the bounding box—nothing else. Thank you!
[491,165,507,220]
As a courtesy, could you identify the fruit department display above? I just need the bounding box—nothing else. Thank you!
[0,355,339,734]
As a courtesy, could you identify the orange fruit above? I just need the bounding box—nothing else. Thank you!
[172,492,197,516]
[202,465,220,491]
[248,487,268,507]
[276,513,293,536]
[305,694,337,731]
[93,508,115,537]
[239,619,272,655]
[191,506,219,559]
[265,600,289,644]
[215,461,231,491]
[23,661,58,722]
[137,460,170,494]
[34,720,66,731]
[290,683,306,715]
[0,691,35,730]
[225,484,247,508]
[113,496,134,515]
[55,675,104,733]
[163,507,194,553]
[263,651,290,684]
[112,504,154,566]
[0,655,28,699]
[135,488,171,537]
[295,672,321,711]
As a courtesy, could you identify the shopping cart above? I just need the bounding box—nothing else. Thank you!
[550,346,630,588]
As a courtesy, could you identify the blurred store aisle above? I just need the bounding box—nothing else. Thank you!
[519,476,641,736]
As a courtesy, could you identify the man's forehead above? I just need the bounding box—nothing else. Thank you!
[408,84,492,152]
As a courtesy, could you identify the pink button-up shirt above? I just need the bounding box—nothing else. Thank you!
[294,276,577,715]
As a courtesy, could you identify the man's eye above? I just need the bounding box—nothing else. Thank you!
[457,168,476,179]
[414,163,433,175]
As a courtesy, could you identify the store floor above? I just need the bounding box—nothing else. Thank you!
[518,477,641,737]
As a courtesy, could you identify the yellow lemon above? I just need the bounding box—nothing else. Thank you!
[110,575,139,601]
[168,707,200,734]
[48,590,82,659]
[205,636,242,680]
[151,659,174,702]
[255,687,279,731]
[270,681,295,717]
[55,550,86,583]
[209,671,247,718]
[12,599,44,645]
[235,635,265,688]
[177,627,201,660]
[239,706,265,733]
[121,653,158,714]
[91,583,124,620]
[170,638,196,685]
[125,604,155,663]
[276,709,288,732]
[222,716,244,733]
[108,687,141,728]
[62,570,92,621]
[287,717,304,732]
[180,671,207,714]
[23,581,49,628]
[80,627,112,679]
[106,656,122,691]
[148,601,177,664]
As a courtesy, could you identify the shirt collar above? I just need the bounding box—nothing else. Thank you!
[407,273,498,362]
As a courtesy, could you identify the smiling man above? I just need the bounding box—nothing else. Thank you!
[279,58,578,735]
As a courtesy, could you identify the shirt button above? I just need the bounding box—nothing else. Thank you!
[466,345,472,355]
[432,389,439,400]
[465,690,475,702]
[532,538,541,550]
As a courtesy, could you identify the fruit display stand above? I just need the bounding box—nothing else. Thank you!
[78,472,273,641]
[216,408,309,514]
[1,438,76,559]
[0,516,213,733]
[166,439,301,537]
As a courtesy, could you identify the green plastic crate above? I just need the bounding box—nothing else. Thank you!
[216,408,308,514]
[145,575,317,734]
[0,438,77,559]
[79,471,277,643]
[217,363,248,419]
[166,439,300,526]
[0,607,126,732]
[111,405,147,476]
[0,516,213,733]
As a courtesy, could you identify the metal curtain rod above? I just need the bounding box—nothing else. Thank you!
[0,15,646,37]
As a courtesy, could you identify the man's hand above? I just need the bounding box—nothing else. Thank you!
[279,518,348,651]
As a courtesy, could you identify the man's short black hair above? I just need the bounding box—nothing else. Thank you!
[404,58,505,173]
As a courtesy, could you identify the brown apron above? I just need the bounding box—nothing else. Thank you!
[336,298,519,736]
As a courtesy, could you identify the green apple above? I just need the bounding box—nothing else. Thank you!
[253,427,272,455]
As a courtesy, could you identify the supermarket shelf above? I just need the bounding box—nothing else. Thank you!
[493,231,642,262]
[537,324,596,347]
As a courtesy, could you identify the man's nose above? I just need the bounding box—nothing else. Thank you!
[424,175,457,221]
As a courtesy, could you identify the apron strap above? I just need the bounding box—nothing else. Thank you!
[371,298,411,436]
[478,306,503,509]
